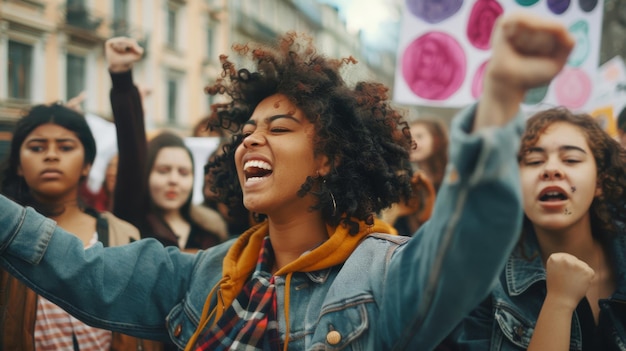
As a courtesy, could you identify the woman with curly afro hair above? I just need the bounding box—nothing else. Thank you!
[0,12,574,350]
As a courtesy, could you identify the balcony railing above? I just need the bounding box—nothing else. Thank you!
[63,3,103,31]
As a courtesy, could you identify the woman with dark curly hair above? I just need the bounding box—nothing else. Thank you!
[439,108,626,350]
[0,13,574,350]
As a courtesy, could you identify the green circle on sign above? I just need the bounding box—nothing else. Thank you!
[515,0,540,5]
[524,85,549,105]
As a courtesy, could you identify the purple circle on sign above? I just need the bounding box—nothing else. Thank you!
[402,32,466,101]
[406,0,464,24]
[548,0,571,14]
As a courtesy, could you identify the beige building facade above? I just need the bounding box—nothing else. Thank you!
[1,0,397,138]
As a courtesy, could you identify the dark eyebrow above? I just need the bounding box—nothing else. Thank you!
[243,114,301,126]
[268,114,300,123]
[525,145,587,154]
[560,145,587,154]
[25,138,77,143]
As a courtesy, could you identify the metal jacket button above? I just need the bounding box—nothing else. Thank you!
[326,330,341,345]
[174,324,183,337]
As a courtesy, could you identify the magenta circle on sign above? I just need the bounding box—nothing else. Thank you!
[402,31,466,100]
[554,68,592,109]
[467,0,503,50]
[471,60,489,99]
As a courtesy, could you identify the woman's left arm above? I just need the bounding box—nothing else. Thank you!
[380,13,574,349]
[380,104,525,350]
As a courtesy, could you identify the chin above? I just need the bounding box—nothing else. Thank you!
[243,199,264,214]
[535,219,575,232]
[158,203,185,212]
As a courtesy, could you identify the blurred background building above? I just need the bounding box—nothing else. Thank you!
[1,0,626,160]
[0,0,400,159]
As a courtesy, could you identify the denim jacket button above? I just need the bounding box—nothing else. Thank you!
[326,330,342,345]
[514,325,524,339]
[174,324,183,337]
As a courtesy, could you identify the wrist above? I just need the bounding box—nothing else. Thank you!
[109,63,133,73]
[543,293,579,313]
[473,78,524,131]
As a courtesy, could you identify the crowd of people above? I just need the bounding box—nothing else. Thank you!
[0,11,625,351]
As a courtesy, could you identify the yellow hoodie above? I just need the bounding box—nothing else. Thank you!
[185,217,396,350]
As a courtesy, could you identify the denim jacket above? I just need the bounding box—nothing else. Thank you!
[0,105,526,350]
[443,231,626,351]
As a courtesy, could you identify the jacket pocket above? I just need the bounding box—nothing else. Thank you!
[165,301,198,350]
[494,305,535,349]
[311,295,373,351]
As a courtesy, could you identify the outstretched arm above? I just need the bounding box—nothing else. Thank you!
[381,12,574,350]
[0,195,196,340]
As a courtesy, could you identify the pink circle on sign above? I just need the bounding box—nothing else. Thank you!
[402,31,466,100]
[471,60,489,99]
[553,68,592,109]
[467,0,503,50]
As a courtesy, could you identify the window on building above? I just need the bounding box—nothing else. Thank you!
[167,78,178,124]
[67,0,85,10]
[113,0,129,34]
[114,0,129,21]
[206,25,214,61]
[66,0,87,27]
[66,54,86,105]
[7,40,33,101]
[167,8,177,48]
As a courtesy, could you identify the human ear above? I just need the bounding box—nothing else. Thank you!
[81,163,92,178]
[316,154,333,177]
[594,181,602,197]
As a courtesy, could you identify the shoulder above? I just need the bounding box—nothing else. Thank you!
[99,211,141,244]
[189,205,228,241]
[346,233,410,267]
[357,233,411,252]
[365,232,411,244]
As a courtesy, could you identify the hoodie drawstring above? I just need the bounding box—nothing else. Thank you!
[184,276,229,351]
[282,272,293,351]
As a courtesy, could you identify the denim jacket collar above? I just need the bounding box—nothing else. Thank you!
[305,268,332,284]
[505,233,545,297]
[506,230,626,300]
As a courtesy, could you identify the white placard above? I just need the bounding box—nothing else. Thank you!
[394,0,604,111]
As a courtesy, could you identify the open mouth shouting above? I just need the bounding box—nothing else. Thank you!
[538,186,568,201]
[243,159,273,184]
[537,186,569,209]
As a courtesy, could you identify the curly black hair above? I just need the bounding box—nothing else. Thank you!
[204,32,414,234]
[518,107,626,245]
